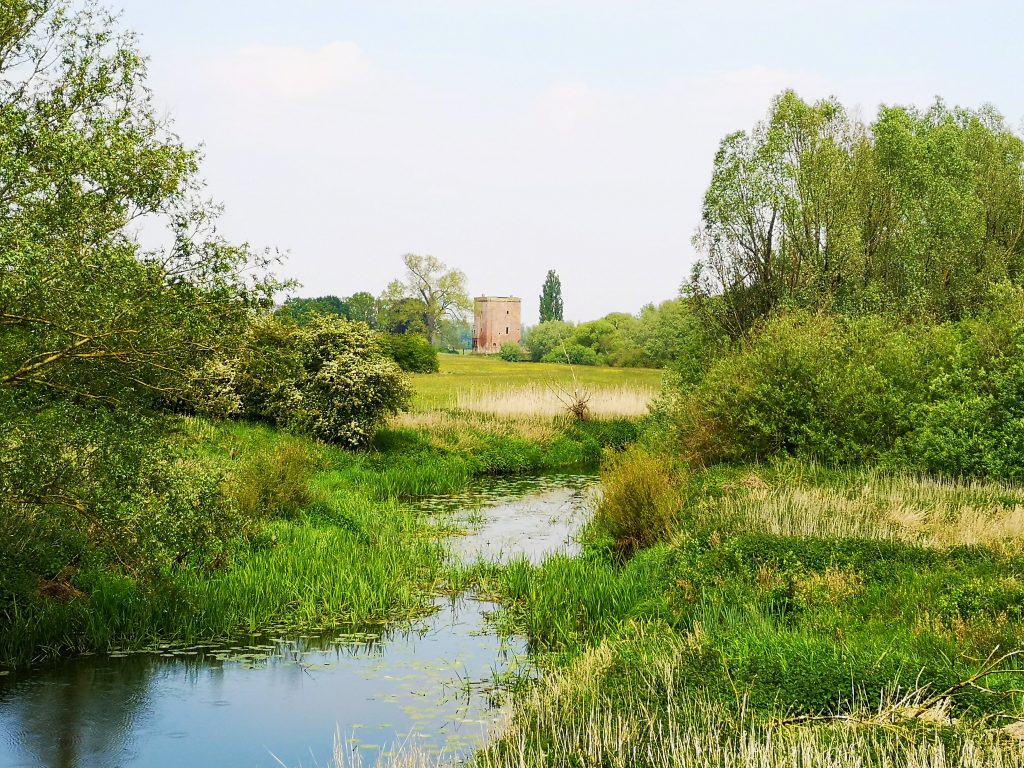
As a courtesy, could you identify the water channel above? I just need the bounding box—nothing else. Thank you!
[0,473,598,768]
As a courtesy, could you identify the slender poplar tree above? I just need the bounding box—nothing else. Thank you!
[539,270,564,322]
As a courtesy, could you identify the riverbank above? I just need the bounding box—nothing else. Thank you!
[463,458,1024,766]
[0,475,599,765]
[0,381,641,668]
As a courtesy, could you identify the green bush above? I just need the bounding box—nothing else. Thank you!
[217,315,412,447]
[499,342,525,362]
[523,320,575,362]
[378,334,439,373]
[594,445,683,552]
[664,292,1024,478]
[0,396,245,603]
[541,343,601,366]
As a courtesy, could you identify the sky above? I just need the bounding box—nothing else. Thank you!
[116,0,1024,323]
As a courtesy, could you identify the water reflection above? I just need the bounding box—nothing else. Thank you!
[0,473,597,768]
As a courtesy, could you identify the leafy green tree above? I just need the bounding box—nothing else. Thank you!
[539,270,564,322]
[0,1,280,588]
[378,334,440,373]
[279,296,349,325]
[345,291,379,328]
[0,1,281,407]
[691,90,1024,337]
[381,254,470,344]
[377,296,430,336]
[523,320,575,362]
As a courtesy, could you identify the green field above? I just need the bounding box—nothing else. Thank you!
[410,354,664,411]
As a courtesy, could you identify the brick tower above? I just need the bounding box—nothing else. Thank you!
[472,296,522,353]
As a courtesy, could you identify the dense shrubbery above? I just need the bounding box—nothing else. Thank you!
[377,333,439,373]
[204,315,412,447]
[499,342,525,362]
[541,342,600,366]
[0,395,245,614]
[520,300,724,369]
[659,283,1024,477]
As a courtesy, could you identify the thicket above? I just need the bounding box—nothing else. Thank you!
[499,342,525,362]
[520,299,725,369]
[377,333,440,373]
[641,91,1024,479]
[661,284,1024,477]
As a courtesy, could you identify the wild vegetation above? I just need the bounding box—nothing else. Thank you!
[441,90,1024,767]
[5,3,1024,766]
[0,2,634,669]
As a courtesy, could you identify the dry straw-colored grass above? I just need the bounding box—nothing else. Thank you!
[713,468,1024,550]
[454,383,655,420]
[389,409,560,444]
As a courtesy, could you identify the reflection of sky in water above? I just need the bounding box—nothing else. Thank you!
[0,473,597,768]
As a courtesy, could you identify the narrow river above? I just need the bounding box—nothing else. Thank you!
[0,473,598,768]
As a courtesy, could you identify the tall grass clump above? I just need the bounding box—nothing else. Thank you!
[224,440,319,519]
[593,445,683,552]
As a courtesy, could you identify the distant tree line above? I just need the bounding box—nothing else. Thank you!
[504,299,718,370]
[279,255,474,371]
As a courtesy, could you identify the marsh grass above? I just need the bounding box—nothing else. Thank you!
[224,440,319,520]
[329,631,1024,768]
[390,410,560,445]
[593,445,683,552]
[454,383,655,420]
[706,462,1024,550]
[469,634,1024,768]
[0,419,456,665]
[411,354,663,411]
[460,459,1024,768]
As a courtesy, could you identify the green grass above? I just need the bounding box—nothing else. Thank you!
[0,420,459,665]
[463,458,1024,766]
[0,404,644,666]
[412,354,663,411]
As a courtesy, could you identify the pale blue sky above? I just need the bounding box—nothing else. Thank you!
[117,1,1024,321]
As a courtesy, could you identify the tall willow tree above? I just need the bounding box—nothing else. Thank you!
[0,2,280,404]
[692,90,1024,337]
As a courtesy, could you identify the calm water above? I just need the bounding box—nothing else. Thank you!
[0,473,598,768]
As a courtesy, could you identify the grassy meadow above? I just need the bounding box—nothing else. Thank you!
[384,354,655,471]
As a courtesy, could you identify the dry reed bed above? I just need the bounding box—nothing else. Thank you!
[713,469,1024,550]
[389,409,561,443]
[453,383,656,419]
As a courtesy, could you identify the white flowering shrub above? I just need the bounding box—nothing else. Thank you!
[230,315,411,447]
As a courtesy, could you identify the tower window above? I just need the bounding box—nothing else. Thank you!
[506,326,509,334]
